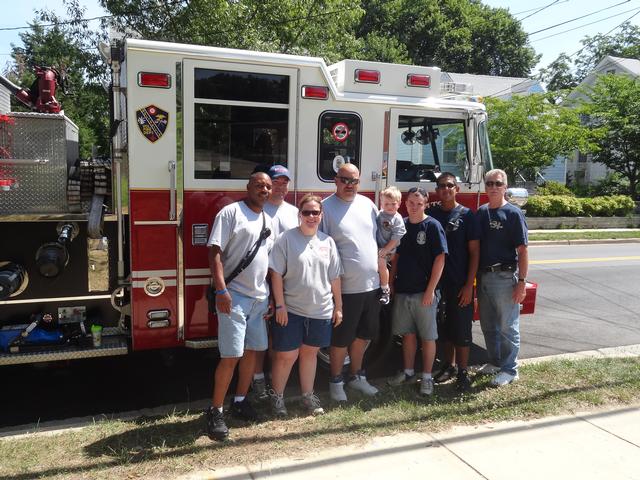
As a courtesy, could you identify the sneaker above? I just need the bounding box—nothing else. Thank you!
[490,371,519,387]
[230,397,260,422]
[205,407,229,441]
[347,374,379,396]
[419,377,434,396]
[301,392,325,416]
[379,288,391,305]
[476,363,501,375]
[456,369,472,393]
[433,364,458,383]
[252,377,269,400]
[329,380,348,402]
[268,389,287,417]
[387,371,417,386]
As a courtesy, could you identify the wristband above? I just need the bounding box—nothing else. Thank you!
[215,288,228,295]
[275,305,284,310]
[517,278,526,283]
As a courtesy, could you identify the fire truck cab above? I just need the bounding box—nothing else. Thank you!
[0,39,535,367]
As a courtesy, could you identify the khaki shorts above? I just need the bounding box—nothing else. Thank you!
[391,291,440,341]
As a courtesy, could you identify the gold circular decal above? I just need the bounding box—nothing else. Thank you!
[144,277,165,297]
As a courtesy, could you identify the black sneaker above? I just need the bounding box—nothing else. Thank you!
[230,397,261,422]
[434,364,458,383]
[205,407,229,441]
[456,369,471,393]
[379,288,391,305]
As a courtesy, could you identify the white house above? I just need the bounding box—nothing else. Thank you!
[566,55,640,186]
[0,84,10,114]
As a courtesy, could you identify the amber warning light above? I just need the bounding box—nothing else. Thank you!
[407,74,431,88]
[301,86,329,100]
[138,72,171,88]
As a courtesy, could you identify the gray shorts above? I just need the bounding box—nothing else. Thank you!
[217,291,269,358]
[391,291,440,341]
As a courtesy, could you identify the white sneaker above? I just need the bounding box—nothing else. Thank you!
[420,377,434,396]
[347,375,379,396]
[387,371,417,386]
[476,363,501,375]
[329,380,348,402]
[490,371,519,387]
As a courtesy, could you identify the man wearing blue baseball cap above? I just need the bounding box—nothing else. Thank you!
[252,164,299,399]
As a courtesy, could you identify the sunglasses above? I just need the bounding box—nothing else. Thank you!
[300,210,322,217]
[485,180,505,188]
[407,186,428,196]
[437,182,456,189]
[337,176,360,185]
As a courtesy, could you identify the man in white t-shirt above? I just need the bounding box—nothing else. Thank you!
[320,164,381,402]
[205,172,274,441]
[253,164,299,398]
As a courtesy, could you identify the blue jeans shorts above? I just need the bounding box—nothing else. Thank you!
[392,291,440,341]
[271,312,332,352]
[217,291,269,358]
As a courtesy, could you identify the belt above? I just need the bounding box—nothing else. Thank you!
[482,263,517,273]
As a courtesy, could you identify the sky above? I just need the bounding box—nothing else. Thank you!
[1,0,639,76]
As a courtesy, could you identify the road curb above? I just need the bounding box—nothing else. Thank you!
[529,238,640,246]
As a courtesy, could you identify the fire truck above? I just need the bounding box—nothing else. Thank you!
[0,39,536,369]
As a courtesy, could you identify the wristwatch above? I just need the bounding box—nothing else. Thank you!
[518,278,526,283]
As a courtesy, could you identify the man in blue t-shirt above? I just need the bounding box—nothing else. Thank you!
[475,169,529,387]
[389,187,448,397]
[427,172,479,392]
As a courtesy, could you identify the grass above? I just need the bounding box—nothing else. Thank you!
[1,357,639,479]
[529,230,640,241]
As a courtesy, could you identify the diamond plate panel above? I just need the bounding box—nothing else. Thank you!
[0,112,78,214]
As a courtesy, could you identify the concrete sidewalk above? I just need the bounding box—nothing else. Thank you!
[181,406,640,480]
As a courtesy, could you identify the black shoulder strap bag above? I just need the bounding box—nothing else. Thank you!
[445,204,466,234]
[207,211,271,313]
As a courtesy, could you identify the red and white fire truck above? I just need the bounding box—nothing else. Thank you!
[0,39,536,368]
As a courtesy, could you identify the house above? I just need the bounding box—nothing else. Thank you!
[0,84,10,114]
[440,72,566,184]
[566,55,640,186]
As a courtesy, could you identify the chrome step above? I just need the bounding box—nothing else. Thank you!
[185,337,218,349]
[0,335,129,366]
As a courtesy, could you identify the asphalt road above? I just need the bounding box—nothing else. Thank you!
[1,242,638,429]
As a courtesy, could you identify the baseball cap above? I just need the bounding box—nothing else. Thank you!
[268,164,291,180]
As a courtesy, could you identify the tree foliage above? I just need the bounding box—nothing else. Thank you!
[485,93,595,182]
[576,74,640,200]
[539,23,640,91]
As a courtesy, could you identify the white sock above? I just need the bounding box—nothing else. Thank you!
[215,406,223,413]
[253,373,265,381]
[422,372,432,381]
[404,369,415,377]
[381,284,389,291]
[234,395,245,403]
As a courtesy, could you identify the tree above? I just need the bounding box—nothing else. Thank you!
[7,0,109,158]
[358,0,539,75]
[485,93,595,182]
[540,23,640,91]
[576,74,640,200]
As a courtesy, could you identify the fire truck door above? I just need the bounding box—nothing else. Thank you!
[181,59,298,342]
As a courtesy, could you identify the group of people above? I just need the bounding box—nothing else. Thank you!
[204,163,528,442]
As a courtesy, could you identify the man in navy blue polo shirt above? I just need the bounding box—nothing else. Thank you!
[476,169,528,387]
[427,172,479,392]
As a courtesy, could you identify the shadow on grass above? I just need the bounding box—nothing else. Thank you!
[2,375,637,480]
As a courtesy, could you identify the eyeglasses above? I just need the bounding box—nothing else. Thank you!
[485,180,505,188]
[437,182,456,189]
[337,176,360,185]
[300,210,322,217]
[407,187,428,196]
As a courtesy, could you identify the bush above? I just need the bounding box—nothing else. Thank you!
[537,181,574,196]
[569,173,632,197]
[525,194,635,217]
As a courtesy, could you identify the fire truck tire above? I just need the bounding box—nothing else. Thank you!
[87,195,105,239]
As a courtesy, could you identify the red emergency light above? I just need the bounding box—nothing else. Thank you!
[354,69,380,84]
[407,74,431,88]
[301,85,329,100]
[138,72,171,89]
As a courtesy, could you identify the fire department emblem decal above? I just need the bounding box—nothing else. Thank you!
[136,105,168,143]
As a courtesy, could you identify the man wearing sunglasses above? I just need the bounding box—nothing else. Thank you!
[205,172,275,441]
[320,163,381,402]
[475,169,528,387]
[427,173,479,393]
